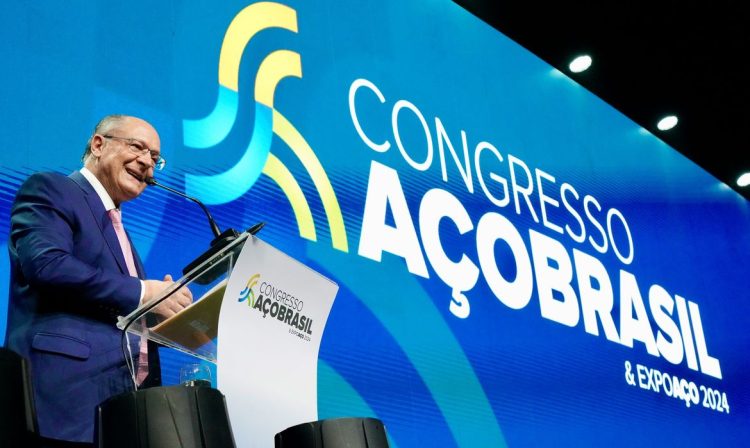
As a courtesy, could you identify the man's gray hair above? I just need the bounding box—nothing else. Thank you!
[81,114,129,164]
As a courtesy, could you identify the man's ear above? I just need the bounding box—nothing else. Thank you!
[90,134,105,157]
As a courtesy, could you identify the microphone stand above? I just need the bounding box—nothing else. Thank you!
[146,178,264,281]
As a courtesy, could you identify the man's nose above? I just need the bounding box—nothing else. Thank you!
[134,152,155,169]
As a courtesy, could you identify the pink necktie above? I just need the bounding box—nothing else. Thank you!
[109,209,149,385]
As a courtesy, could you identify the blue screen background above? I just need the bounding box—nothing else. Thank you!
[1,1,748,446]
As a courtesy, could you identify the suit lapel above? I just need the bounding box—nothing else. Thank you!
[69,171,130,275]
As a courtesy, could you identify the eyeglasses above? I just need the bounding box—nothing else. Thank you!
[101,135,166,170]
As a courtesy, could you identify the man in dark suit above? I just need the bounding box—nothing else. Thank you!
[5,115,193,446]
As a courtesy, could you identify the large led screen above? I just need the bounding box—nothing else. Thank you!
[1,0,748,446]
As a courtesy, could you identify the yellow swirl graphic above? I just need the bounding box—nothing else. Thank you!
[256,50,302,108]
[262,153,316,241]
[272,110,349,252]
[219,2,298,92]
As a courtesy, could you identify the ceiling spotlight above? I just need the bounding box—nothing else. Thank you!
[657,115,679,131]
[569,55,592,73]
[738,172,750,188]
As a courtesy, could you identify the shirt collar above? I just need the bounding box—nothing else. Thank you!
[80,167,117,211]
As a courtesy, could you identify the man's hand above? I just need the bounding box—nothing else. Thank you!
[142,274,193,319]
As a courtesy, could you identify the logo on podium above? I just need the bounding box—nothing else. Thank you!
[238,273,261,306]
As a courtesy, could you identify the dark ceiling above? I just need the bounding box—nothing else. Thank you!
[454,0,750,200]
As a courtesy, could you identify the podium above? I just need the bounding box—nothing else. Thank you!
[95,232,254,447]
[105,230,340,447]
[116,230,253,363]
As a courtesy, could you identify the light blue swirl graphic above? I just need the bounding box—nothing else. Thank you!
[308,244,506,448]
[183,86,239,148]
[185,102,273,204]
[238,287,251,303]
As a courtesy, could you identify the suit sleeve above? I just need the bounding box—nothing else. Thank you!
[10,173,142,314]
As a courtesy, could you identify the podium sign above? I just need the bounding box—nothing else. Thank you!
[217,237,339,448]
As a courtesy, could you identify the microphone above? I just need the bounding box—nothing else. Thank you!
[146,177,265,280]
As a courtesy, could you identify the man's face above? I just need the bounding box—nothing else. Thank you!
[89,117,160,206]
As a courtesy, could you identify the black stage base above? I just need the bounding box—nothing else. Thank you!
[95,385,235,448]
[275,417,390,448]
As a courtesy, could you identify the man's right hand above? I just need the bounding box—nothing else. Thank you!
[142,274,193,319]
